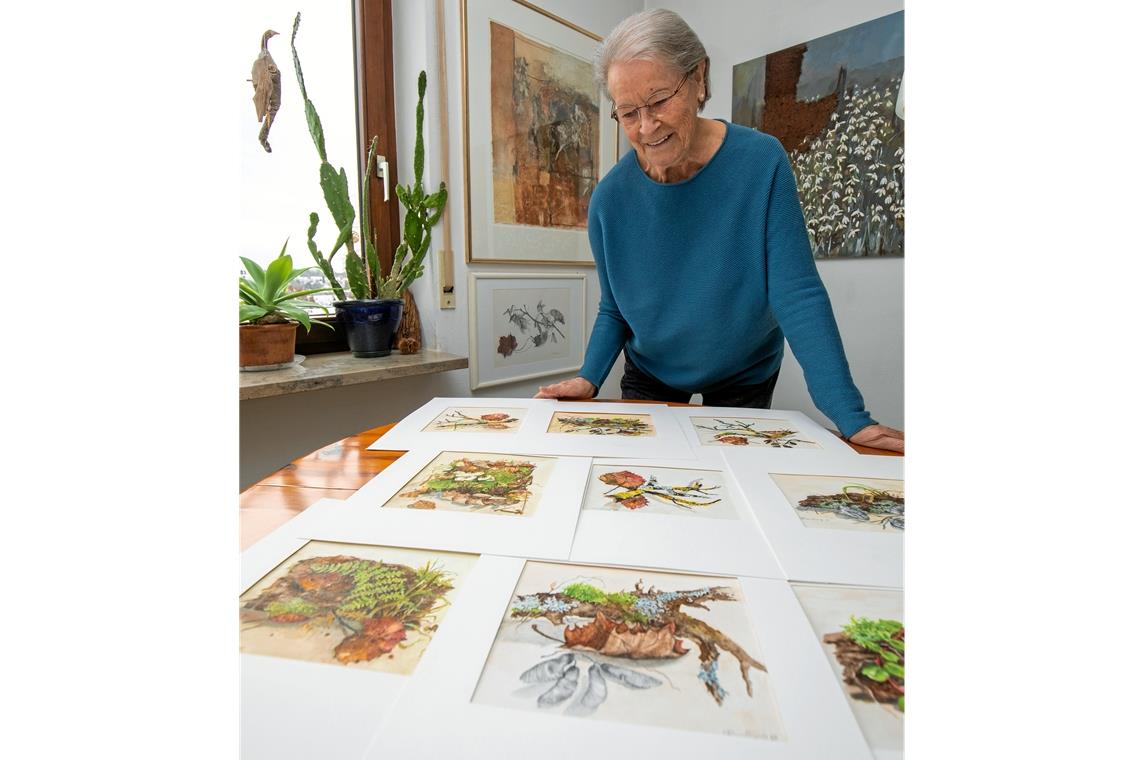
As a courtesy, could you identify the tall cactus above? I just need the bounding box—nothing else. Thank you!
[382,71,447,299]
[290,13,446,302]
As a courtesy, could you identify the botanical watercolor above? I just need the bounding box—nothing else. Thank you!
[770,473,904,532]
[691,416,822,449]
[793,584,904,753]
[423,407,526,433]
[582,463,738,520]
[471,561,785,741]
[382,451,556,516]
[239,540,477,675]
[492,287,571,367]
[489,21,599,229]
[732,12,904,258]
[547,411,656,437]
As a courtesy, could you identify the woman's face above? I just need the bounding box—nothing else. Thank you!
[607,58,703,179]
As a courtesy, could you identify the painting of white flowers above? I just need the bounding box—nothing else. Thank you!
[731,11,904,258]
[469,273,586,390]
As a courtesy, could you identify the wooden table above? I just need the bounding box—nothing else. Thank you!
[239,406,900,550]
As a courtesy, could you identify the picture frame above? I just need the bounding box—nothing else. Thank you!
[461,0,620,264]
[467,271,586,390]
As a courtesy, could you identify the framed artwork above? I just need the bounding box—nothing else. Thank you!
[731,11,904,258]
[461,0,620,264]
[468,271,586,390]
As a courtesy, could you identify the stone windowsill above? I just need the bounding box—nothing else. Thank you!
[239,350,468,400]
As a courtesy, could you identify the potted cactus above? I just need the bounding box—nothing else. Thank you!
[291,13,447,358]
[239,243,331,369]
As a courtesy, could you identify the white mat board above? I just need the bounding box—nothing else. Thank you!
[725,453,904,587]
[568,456,785,579]
[325,447,591,559]
[364,558,872,760]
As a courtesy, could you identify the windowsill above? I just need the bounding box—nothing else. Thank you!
[239,350,468,401]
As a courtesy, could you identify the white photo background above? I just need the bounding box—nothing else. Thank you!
[469,272,586,389]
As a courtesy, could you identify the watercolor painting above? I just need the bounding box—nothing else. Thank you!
[793,584,904,754]
[770,473,904,532]
[547,411,656,437]
[582,463,738,519]
[240,541,477,674]
[423,407,526,433]
[492,286,571,367]
[489,21,599,230]
[732,12,904,258]
[472,561,785,740]
[691,416,821,448]
[383,451,556,516]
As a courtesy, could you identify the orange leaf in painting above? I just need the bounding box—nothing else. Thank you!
[334,617,407,663]
[716,435,749,445]
[599,471,646,489]
[564,613,688,659]
[618,495,648,510]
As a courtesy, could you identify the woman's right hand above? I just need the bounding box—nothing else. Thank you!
[534,376,597,399]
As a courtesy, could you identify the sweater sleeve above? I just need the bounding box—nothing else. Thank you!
[579,200,630,393]
[764,145,875,437]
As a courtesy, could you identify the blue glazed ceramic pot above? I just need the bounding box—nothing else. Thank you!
[334,299,404,358]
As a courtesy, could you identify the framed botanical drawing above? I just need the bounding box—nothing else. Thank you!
[468,271,586,390]
[461,0,620,264]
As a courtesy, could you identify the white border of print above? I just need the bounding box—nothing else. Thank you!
[362,558,873,760]
[671,405,861,462]
[723,453,904,587]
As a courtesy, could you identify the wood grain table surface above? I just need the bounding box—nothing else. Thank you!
[239,402,900,549]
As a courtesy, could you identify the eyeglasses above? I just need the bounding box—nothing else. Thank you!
[610,72,690,126]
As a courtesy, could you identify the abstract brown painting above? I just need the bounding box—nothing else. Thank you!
[489,21,599,229]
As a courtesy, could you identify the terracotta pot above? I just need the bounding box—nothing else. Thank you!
[240,323,298,367]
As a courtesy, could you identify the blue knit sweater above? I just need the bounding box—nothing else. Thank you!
[580,121,875,438]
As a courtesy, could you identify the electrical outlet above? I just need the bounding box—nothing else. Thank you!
[441,291,456,309]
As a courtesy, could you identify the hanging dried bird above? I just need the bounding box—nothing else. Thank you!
[250,29,281,153]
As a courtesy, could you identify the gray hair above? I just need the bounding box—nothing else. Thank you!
[594,9,710,112]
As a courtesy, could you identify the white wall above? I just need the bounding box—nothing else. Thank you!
[645,0,905,430]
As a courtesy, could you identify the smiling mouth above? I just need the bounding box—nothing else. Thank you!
[645,134,672,148]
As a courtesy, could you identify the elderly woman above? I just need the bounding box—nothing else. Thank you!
[536,9,903,453]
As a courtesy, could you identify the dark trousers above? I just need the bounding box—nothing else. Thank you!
[620,354,780,408]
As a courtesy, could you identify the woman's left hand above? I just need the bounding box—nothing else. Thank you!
[848,424,904,454]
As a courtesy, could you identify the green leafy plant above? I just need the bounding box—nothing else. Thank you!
[291,12,447,302]
[239,242,331,330]
[826,616,905,712]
